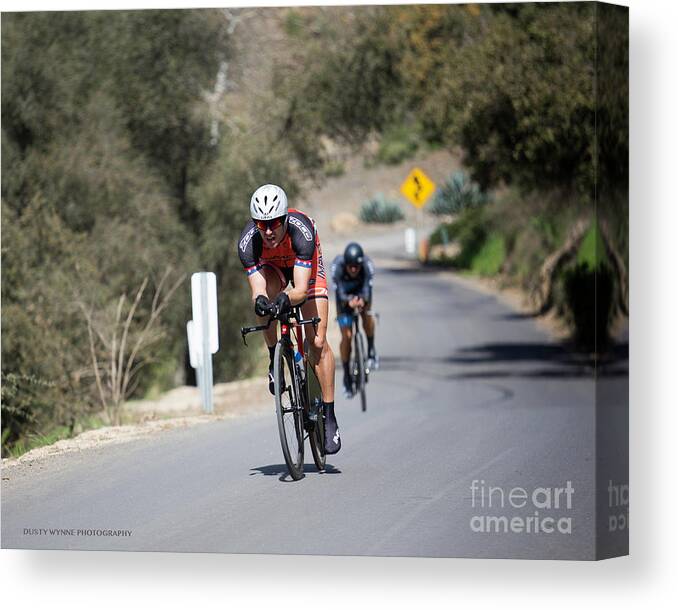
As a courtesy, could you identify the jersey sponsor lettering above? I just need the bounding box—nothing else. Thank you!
[237,208,328,300]
[239,226,257,254]
[289,215,313,242]
[317,250,326,279]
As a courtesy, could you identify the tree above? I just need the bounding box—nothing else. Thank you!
[103,10,231,233]
[1,10,230,453]
[76,269,185,425]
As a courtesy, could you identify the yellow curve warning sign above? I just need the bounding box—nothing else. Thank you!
[400,168,436,208]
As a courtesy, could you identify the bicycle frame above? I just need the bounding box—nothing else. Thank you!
[352,308,362,334]
[349,307,377,349]
[241,305,321,410]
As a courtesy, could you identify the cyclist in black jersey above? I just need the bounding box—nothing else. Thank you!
[331,242,378,398]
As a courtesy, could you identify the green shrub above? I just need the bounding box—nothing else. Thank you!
[323,159,345,177]
[429,204,505,275]
[360,194,405,224]
[1,372,57,456]
[577,220,609,269]
[429,223,455,247]
[376,125,420,165]
[284,10,304,37]
[444,207,486,265]
[428,171,489,216]
[470,234,506,276]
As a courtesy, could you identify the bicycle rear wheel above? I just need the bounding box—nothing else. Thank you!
[354,332,367,412]
[274,342,304,480]
[309,397,326,471]
[304,358,326,471]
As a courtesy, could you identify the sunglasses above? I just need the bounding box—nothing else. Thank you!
[254,216,286,232]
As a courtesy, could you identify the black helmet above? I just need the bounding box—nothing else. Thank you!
[344,242,364,266]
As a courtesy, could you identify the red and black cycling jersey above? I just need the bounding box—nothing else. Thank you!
[238,208,317,275]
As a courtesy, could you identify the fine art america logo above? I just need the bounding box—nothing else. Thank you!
[608,480,629,532]
[469,480,574,535]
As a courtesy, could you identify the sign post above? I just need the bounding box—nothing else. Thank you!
[188,272,219,413]
[186,320,202,399]
[400,167,436,258]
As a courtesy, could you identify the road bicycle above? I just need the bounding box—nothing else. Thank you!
[241,305,325,480]
[348,308,371,412]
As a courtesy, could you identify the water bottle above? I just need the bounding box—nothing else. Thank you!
[294,350,305,382]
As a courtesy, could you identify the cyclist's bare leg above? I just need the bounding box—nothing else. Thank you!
[360,303,378,368]
[301,297,335,402]
[256,266,284,348]
[360,305,375,339]
[339,325,353,363]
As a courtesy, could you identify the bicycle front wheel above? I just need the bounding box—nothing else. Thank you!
[274,342,304,480]
[354,332,367,412]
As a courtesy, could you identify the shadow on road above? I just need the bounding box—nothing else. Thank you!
[451,342,591,366]
[378,340,628,381]
[494,311,538,321]
[379,266,444,278]
[250,463,342,482]
[450,341,628,373]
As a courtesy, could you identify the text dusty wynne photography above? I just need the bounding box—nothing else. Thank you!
[23,528,133,538]
[470,480,575,535]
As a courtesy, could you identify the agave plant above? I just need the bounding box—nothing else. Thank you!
[359,194,405,224]
[428,171,489,216]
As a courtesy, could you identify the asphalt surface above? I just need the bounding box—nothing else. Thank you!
[1,235,628,559]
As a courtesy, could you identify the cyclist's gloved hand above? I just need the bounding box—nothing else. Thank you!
[254,295,272,317]
[274,292,291,316]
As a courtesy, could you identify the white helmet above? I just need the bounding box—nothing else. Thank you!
[249,184,288,221]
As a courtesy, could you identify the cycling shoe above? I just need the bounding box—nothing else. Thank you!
[323,403,342,455]
[270,367,287,396]
[342,373,353,398]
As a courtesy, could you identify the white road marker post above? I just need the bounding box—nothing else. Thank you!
[189,272,219,414]
[405,227,416,256]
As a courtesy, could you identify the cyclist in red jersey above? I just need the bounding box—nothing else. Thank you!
[238,184,340,454]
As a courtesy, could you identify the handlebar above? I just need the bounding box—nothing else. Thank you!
[240,305,320,346]
[349,306,379,323]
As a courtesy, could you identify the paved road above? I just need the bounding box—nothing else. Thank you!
[1,238,628,559]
